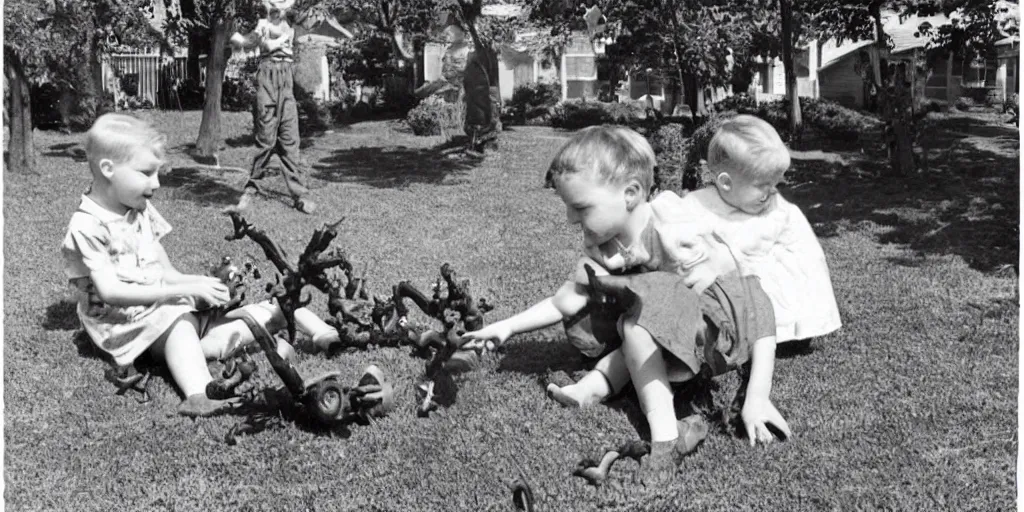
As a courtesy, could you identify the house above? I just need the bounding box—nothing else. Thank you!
[807,5,1019,108]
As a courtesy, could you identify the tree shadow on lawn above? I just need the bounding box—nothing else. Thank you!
[311,137,483,188]
[160,167,243,207]
[784,115,1019,273]
[41,142,87,161]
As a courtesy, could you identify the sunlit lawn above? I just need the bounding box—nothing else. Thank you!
[4,110,1017,511]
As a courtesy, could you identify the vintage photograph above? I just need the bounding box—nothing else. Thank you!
[3,0,1019,510]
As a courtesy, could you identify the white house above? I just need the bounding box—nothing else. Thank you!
[762,3,1020,108]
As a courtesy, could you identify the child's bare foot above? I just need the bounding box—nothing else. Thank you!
[546,383,602,408]
[178,393,240,417]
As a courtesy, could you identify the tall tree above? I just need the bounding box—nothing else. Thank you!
[778,0,801,135]
[4,1,46,173]
[525,0,752,116]
[4,0,163,173]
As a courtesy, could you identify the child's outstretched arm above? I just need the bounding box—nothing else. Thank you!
[740,335,792,446]
[462,258,602,348]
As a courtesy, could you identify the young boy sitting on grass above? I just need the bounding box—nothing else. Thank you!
[462,125,790,481]
[538,115,842,412]
[61,113,340,417]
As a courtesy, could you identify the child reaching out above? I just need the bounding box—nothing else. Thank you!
[538,115,842,411]
[462,126,791,480]
[61,114,340,417]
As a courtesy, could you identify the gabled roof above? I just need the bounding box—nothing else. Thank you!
[818,40,874,72]
[818,2,1020,70]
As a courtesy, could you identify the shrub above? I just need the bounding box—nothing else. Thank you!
[221,75,256,113]
[295,88,333,136]
[959,86,1001,107]
[406,95,464,138]
[119,74,140,97]
[30,82,65,130]
[955,95,977,111]
[683,113,732,189]
[177,77,206,110]
[712,95,882,140]
[549,99,645,130]
[380,80,420,117]
[799,97,882,138]
[505,81,560,125]
[647,123,689,193]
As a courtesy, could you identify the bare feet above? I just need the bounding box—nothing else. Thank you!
[545,383,603,408]
[178,393,240,417]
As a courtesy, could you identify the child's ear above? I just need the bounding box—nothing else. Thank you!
[624,180,643,211]
[98,159,116,180]
[715,172,733,191]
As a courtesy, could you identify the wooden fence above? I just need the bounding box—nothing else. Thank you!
[101,47,189,108]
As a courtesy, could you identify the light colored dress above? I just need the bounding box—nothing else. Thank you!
[61,195,198,365]
[673,187,843,342]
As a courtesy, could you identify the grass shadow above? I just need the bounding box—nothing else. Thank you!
[71,330,108,361]
[224,134,255,148]
[161,167,243,207]
[219,387,356,443]
[496,336,592,377]
[311,140,484,189]
[41,143,87,161]
[784,113,1019,273]
[42,300,80,331]
[776,338,815,359]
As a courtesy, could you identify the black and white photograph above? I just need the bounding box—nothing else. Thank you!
[3,0,1020,510]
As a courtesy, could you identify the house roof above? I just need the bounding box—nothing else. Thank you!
[884,13,950,55]
[818,2,1020,70]
[818,40,874,72]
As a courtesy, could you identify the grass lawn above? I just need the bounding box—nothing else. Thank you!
[4,110,1018,511]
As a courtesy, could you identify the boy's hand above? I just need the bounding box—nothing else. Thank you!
[190,281,231,309]
[460,321,513,351]
[741,395,791,447]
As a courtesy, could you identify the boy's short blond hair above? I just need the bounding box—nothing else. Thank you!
[85,113,167,174]
[707,115,790,179]
[546,125,656,195]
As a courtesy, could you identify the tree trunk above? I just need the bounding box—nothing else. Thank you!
[5,51,37,173]
[195,16,233,157]
[88,33,108,118]
[682,72,699,120]
[180,0,204,83]
[779,0,802,138]
[870,3,914,175]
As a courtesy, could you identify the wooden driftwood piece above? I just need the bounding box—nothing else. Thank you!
[390,264,494,416]
[573,440,650,487]
[225,212,352,345]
